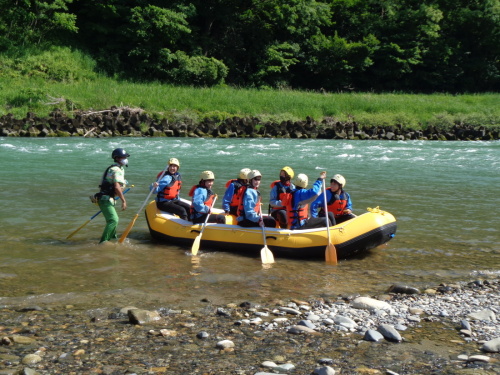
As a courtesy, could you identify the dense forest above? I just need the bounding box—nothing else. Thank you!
[1,0,499,92]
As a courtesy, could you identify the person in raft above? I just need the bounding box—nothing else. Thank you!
[151,157,190,220]
[189,170,226,224]
[311,174,355,225]
[222,168,251,215]
[282,171,332,230]
[96,148,130,243]
[237,170,277,228]
[269,166,295,228]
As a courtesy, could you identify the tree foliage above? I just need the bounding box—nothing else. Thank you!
[0,0,498,91]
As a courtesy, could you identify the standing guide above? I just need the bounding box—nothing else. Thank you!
[94,148,129,243]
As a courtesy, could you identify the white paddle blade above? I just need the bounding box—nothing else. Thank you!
[191,235,201,256]
[261,246,275,264]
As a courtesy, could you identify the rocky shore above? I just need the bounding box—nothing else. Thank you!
[1,278,499,375]
[1,107,499,141]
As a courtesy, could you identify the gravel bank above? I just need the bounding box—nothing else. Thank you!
[1,278,498,375]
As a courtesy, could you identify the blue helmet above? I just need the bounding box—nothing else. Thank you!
[111,148,130,160]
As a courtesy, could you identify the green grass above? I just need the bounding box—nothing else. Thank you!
[0,47,499,130]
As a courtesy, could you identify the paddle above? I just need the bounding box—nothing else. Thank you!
[191,195,217,256]
[118,164,170,244]
[66,187,132,239]
[259,210,275,264]
[323,178,338,265]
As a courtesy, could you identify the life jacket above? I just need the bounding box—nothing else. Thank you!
[225,179,246,215]
[320,188,348,218]
[190,186,215,216]
[269,180,293,210]
[99,164,118,197]
[157,172,182,201]
[282,190,309,229]
[237,186,261,219]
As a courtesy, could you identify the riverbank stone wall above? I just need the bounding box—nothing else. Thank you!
[0,107,498,140]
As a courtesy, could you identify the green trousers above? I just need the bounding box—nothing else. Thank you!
[98,197,119,243]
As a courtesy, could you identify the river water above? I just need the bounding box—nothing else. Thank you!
[0,137,499,310]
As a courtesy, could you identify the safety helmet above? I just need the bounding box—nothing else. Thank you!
[200,170,215,180]
[238,168,252,179]
[281,166,294,179]
[111,148,130,160]
[331,174,346,187]
[247,170,262,180]
[168,158,180,168]
[294,173,308,189]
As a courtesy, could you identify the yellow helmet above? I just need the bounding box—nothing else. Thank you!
[281,166,294,179]
[239,168,252,179]
[294,173,308,189]
[331,174,346,187]
[200,170,215,180]
[168,158,180,167]
[247,170,262,180]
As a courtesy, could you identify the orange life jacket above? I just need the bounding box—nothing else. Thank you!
[157,172,182,200]
[237,186,261,218]
[282,191,309,229]
[225,179,246,214]
[269,180,293,210]
[189,186,215,216]
[322,188,348,218]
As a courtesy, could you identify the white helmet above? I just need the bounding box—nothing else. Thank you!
[294,173,308,189]
[200,170,215,180]
[247,170,262,180]
[239,168,252,179]
[331,174,346,187]
[168,158,180,167]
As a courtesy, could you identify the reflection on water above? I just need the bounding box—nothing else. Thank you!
[0,138,499,309]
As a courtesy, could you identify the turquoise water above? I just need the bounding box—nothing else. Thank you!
[0,137,499,309]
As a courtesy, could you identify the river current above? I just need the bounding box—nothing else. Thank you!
[0,138,499,309]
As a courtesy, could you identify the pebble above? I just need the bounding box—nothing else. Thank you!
[216,339,235,349]
[482,337,500,353]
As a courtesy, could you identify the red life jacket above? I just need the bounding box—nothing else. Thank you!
[282,191,308,229]
[225,179,246,214]
[269,180,293,210]
[157,172,182,200]
[322,188,348,218]
[237,186,261,218]
[190,186,215,216]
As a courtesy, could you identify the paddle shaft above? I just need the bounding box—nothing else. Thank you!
[191,195,217,255]
[118,165,170,243]
[323,179,338,265]
[66,187,132,239]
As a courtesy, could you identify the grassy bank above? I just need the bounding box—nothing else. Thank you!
[2,76,499,131]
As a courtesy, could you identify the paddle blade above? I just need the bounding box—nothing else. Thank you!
[261,246,275,264]
[66,220,90,239]
[118,214,139,244]
[325,243,338,265]
[191,235,201,256]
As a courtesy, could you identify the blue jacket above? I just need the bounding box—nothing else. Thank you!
[151,172,181,202]
[269,180,295,211]
[191,187,212,220]
[310,189,352,218]
[237,188,261,223]
[289,179,323,229]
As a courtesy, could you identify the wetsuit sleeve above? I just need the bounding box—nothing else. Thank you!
[243,189,260,222]
[344,192,353,211]
[222,183,235,212]
[193,188,209,214]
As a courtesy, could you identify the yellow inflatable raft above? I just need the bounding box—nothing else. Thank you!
[145,199,397,260]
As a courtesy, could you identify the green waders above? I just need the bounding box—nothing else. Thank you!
[98,196,119,243]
